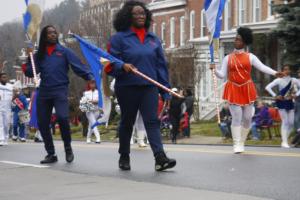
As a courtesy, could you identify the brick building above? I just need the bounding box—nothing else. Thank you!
[149,0,286,120]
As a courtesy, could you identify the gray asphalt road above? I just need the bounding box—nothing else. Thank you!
[0,141,299,200]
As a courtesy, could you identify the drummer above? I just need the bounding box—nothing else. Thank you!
[12,88,29,142]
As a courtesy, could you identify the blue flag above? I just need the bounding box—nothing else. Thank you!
[29,89,38,129]
[72,34,123,65]
[204,0,226,63]
[23,12,31,32]
[72,35,106,108]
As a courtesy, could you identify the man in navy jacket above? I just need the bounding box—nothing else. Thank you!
[23,25,94,164]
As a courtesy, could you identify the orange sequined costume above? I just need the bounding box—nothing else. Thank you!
[223,52,257,105]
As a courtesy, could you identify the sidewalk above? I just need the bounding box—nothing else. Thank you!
[165,135,223,145]
[0,162,272,200]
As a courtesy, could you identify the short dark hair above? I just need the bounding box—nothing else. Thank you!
[281,64,291,71]
[186,89,193,96]
[237,27,253,45]
[113,1,152,32]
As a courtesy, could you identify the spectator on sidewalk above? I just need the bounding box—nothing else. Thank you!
[292,69,300,147]
[219,102,232,139]
[169,88,184,144]
[182,89,194,138]
[251,101,273,140]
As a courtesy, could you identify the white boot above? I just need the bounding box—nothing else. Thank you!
[137,130,147,147]
[240,127,250,152]
[231,126,243,153]
[86,128,92,144]
[93,127,101,143]
[281,129,290,148]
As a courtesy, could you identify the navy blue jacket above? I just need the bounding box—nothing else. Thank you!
[108,29,171,100]
[24,44,93,98]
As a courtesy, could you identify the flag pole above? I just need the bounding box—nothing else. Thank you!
[212,66,221,124]
[204,0,226,125]
[25,34,38,87]
[210,40,221,125]
[69,31,184,99]
[131,68,184,99]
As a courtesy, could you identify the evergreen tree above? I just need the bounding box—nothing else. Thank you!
[273,0,300,69]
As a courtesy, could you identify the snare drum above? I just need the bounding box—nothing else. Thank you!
[18,110,30,124]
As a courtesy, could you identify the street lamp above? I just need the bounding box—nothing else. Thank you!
[1,60,8,72]
[18,48,27,62]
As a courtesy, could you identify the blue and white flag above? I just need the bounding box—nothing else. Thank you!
[73,34,123,127]
[204,0,226,62]
[22,0,45,40]
[72,34,105,108]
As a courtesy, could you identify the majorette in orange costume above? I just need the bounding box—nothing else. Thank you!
[216,49,278,105]
[223,51,257,105]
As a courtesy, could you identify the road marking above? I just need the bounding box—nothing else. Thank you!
[164,147,300,158]
[0,161,49,168]
[70,143,300,158]
[10,142,300,158]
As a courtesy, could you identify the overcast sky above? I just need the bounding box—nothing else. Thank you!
[0,0,67,25]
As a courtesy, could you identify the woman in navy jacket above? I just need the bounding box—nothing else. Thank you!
[24,25,93,164]
[106,1,176,171]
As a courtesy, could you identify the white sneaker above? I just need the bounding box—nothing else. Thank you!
[281,142,290,148]
[233,144,244,154]
[20,138,26,142]
[86,138,91,144]
[12,136,18,141]
[0,141,4,146]
[138,143,147,148]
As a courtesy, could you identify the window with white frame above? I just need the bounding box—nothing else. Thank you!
[180,16,185,46]
[238,0,246,24]
[170,17,175,48]
[161,22,166,44]
[267,0,274,18]
[152,23,157,34]
[224,0,232,31]
[253,0,261,22]
[200,9,206,37]
[190,11,195,40]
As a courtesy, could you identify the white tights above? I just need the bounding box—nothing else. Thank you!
[278,109,294,145]
[131,111,147,145]
[86,111,101,142]
[229,104,254,129]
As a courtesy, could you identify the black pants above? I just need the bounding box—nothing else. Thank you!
[170,115,180,142]
[115,85,164,155]
[37,96,71,155]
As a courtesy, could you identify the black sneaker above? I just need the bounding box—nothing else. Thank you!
[40,154,58,164]
[65,146,74,163]
[119,154,131,170]
[34,137,42,143]
[292,132,300,145]
[155,151,176,171]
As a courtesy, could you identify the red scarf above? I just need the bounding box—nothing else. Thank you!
[47,44,56,56]
[131,27,146,44]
